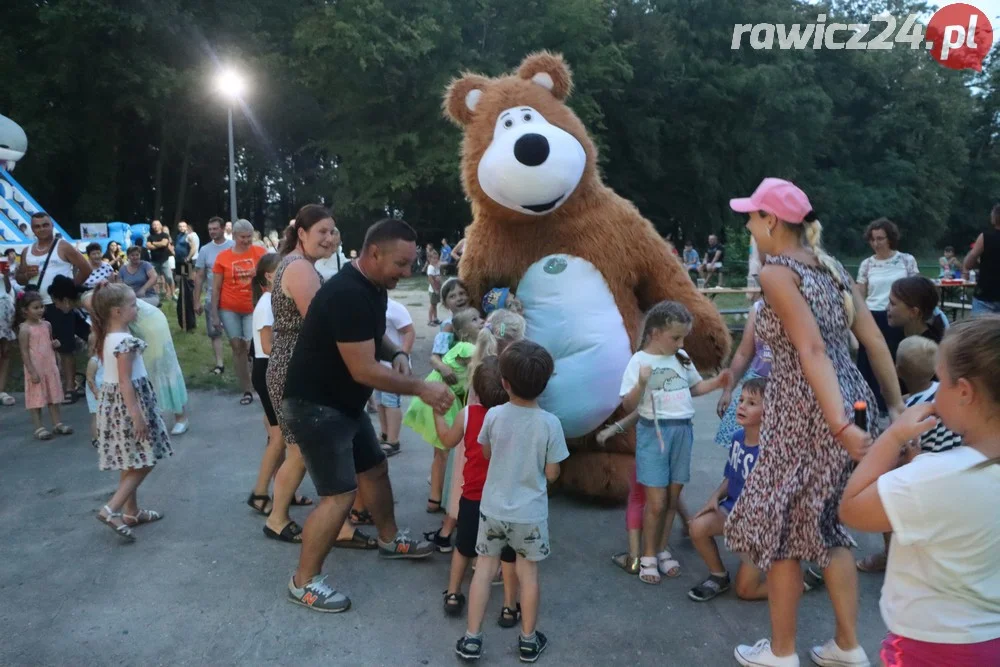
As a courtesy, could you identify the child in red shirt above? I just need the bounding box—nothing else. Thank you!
[434,355,520,627]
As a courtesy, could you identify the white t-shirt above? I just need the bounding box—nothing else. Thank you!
[380,298,413,369]
[877,447,1000,644]
[857,251,919,311]
[619,350,703,420]
[426,263,440,292]
[314,248,348,282]
[252,292,273,359]
[102,332,148,383]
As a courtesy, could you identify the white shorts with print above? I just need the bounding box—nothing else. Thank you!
[476,513,550,562]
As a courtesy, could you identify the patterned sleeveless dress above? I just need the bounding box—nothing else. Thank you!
[265,254,320,445]
[725,256,879,571]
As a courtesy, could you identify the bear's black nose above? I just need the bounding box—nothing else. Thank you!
[513,133,549,167]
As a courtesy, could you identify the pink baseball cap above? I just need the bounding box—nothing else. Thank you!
[729,178,814,224]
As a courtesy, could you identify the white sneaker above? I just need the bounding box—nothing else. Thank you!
[809,640,870,667]
[735,639,800,667]
[170,421,189,435]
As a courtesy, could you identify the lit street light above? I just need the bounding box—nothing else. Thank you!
[216,68,247,223]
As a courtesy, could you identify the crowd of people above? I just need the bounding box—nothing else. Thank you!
[0,184,998,666]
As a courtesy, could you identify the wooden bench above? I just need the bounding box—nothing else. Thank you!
[942,301,973,320]
[718,307,750,335]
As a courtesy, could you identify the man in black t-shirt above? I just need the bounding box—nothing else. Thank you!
[146,219,174,301]
[282,218,454,613]
[698,233,725,287]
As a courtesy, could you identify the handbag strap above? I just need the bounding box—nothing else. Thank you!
[24,233,60,289]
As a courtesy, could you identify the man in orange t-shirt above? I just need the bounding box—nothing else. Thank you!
[211,219,269,404]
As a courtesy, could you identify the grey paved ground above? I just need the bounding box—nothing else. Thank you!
[0,289,889,667]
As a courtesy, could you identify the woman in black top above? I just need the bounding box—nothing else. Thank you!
[964,203,1000,314]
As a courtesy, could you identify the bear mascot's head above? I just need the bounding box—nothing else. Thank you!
[444,52,731,501]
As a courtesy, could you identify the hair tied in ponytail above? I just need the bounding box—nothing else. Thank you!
[803,211,817,223]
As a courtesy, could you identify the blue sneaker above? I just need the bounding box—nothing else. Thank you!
[456,634,482,661]
[518,631,548,663]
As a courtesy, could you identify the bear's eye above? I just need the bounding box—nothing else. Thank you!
[522,113,532,122]
[503,119,513,129]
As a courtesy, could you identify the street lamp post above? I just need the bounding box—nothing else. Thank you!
[216,68,246,224]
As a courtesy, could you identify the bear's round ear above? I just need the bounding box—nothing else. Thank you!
[443,74,491,126]
[517,51,572,101]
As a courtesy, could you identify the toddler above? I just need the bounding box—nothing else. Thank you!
[683,241,699,275]
[426,248,442,325]
[435,356,520,626]
[0,260,20,406]
[840,316,1000,666]
[85,333,105,448]
[17,291,72,439]
[91,283,172,542]
[455,340,568,663]
[619,301,729,584]
[938,245,960,278]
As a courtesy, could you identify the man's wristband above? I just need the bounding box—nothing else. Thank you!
[392,351,410,361]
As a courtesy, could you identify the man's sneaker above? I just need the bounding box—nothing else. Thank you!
[518,631,548,663]
[803,566,825,592]
[287,574,351,613]
[456,634,483,661]
[380,441,401,457]
[378,530,434,559]
[809,640,870,667]
[735,639,800,666]
[423,528,454,553]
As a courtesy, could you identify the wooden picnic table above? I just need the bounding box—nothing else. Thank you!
[932,279,976,319]
[697,286,761,299]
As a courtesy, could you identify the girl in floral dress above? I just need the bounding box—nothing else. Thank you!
[91,283,171,543]
[725,179,903,667]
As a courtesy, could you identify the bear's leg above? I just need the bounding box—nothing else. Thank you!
[556,451,634,502]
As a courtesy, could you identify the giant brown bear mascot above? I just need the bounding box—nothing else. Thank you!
[445,51,731,501]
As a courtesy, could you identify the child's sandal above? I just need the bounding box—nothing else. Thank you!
[497,603,521,628]
[442,591,466,616]
[96,505,135,542]
[657,550,681,578]
[122,509,162,526]
[611,551,641,575]
[34,427,53,441]
[53,423,73,436]
[639,557,661,584]
[426,498,443,514]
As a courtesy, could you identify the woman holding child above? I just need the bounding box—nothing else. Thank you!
[725,179,904,667]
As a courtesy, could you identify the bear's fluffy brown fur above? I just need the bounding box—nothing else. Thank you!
[445,52,731,501]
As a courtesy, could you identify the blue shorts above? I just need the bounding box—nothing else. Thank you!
[375,390,401,409]
[635,418,693,487]
[218,309,253,341]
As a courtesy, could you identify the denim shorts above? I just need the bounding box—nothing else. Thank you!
[635,418,693,487]
[374,390,401,409]
[204,302,222,339]
[218,309,253,341]
[282,397,386,496]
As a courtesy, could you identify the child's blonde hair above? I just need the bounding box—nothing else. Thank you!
[470,308,527,382]
[639,301,693,367]
[451,307,482,343]
[895,336,937,388]
[90,283,132,360]
[941,316,1000,407]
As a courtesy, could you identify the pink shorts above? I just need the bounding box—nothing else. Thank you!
[881,632,1000,666]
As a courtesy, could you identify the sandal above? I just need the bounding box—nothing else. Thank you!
[122,509,162,526]
[639,556,661,584]
[611,551,640,575]
[350,508,374,526]
[498,603,521,628]
[657,550,681,578]
[210,365,224,376]
[240,392,253,406]
[34,427,53,441]
[96,505,135,542]
[53,423,73,436]
[0,392,15,406]
[263,520,303,543]
[443,591,466,616]
[333,528,377,550]
[856,552,887,573]
[246,493,272,516]
[290,494,313,507]
[688,574,731,602]
[62,391,78,404]
[426,498,443,514]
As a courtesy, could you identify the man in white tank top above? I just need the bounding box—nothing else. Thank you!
[15,212,92,400]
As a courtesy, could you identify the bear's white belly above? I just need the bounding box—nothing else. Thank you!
[517,255,632,438]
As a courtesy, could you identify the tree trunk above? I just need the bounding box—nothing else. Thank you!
[173,129,194,226]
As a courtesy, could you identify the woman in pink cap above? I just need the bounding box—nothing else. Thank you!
[724,178,903,667]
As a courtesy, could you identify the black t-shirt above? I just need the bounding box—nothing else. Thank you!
[706,243,724,263]
[147,231,171,264]
[283,263,387,415]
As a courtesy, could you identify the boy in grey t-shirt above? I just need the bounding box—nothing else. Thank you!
[456,340,569,664]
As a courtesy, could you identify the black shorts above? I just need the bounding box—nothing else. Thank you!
[252,357,277,426]
[44,304,89,355]
[456,496,515,562]
[282,397,386,496]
